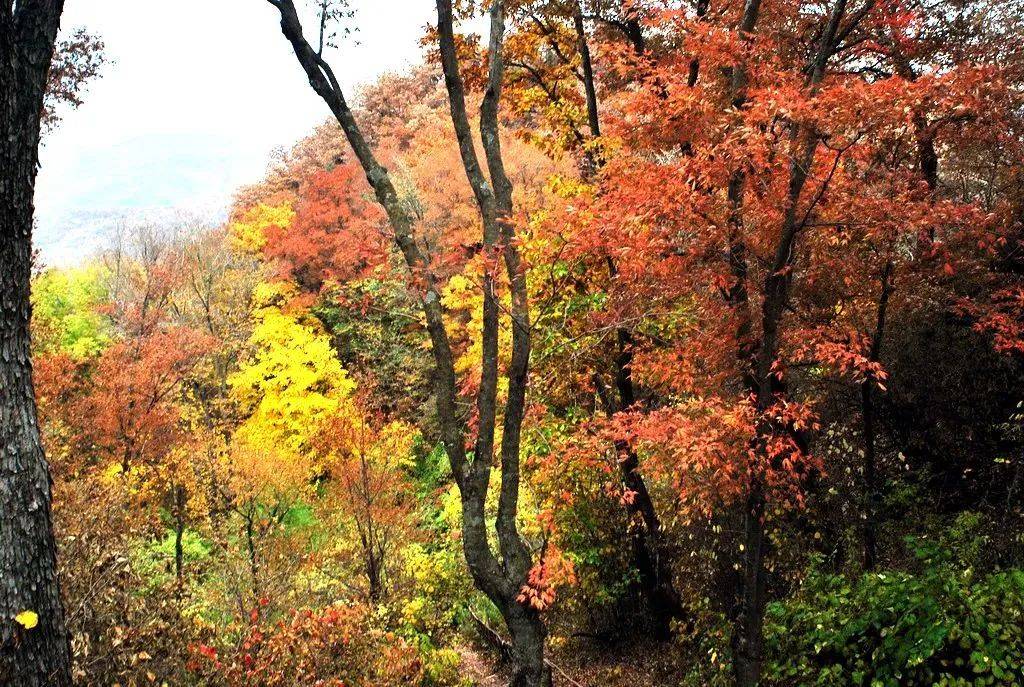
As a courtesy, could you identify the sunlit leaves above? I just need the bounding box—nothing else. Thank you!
[229,203,296,256]
[229,282,356,457]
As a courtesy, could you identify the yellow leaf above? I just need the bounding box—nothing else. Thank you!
[15,610,38,629]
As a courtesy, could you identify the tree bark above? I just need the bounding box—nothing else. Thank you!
[719,1,765,681]
[436,3,549,683]
[1,3,73,685]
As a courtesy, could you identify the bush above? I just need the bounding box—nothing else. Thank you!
[765,537,1024,686]
[191,603,423,687]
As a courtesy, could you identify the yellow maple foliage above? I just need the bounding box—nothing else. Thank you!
[228,203,295,255]
[229,281,356,458]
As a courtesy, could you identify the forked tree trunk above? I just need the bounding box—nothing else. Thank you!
[264,1,549,683]
[1,3,73,685]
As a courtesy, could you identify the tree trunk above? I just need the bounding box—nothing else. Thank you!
[1,3,73,684]
[731,1,850,682]
[504,600,552,687]
[572,12,684,635]
[0,193,74,687]
[366,549,382,602]
[860,378,879,570]
[722,2,767,684]
[861,261,893,571]
[265,2,549,682]
[732,485,766,687]
[174,486,186,586]
[616,440,683,637]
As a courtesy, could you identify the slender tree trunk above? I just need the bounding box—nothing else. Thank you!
[573,11,684,634]
[1,3,73,685]
[721,2,766,683]
[861,261,892,571]
[174,485,186,586]
[732,1,849,682]
[860,379,879,569]
[265,2,549,682]
[616,440,683,636]
[732,483,766,687]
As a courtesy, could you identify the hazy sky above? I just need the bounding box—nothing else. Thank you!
[35,0,433,265]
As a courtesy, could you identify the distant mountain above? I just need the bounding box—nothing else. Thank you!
[33,204,229,269]
[34,131,269,267]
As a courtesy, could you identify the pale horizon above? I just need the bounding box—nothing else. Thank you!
[34,0,433,267]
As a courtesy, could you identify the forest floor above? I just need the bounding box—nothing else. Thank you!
[458,635,671,687]
[457,643,509,686]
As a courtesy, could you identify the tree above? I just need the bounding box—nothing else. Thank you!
[262,0,552,683]
[316,411,418,602]
[531,0,1019,682]
[498,1,688,637]
[1,3,75,684]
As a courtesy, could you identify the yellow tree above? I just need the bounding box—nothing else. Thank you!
[223,279,357,615]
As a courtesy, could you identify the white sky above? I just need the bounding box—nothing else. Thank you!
[35,0,433,265]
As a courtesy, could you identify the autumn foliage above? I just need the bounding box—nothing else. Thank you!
[28,1,1024,686]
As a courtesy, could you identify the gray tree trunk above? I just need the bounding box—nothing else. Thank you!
[1,2,73,685]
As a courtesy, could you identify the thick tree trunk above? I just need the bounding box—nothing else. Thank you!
[0,190,73,687]
[504,600,551,687]
[1,3,73,684]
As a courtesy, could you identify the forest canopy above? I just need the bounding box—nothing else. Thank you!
[3,0,1024,686]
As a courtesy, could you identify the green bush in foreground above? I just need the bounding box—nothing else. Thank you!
[765,538,1024,686]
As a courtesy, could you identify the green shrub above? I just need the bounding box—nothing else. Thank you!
[765,537,1024,686]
